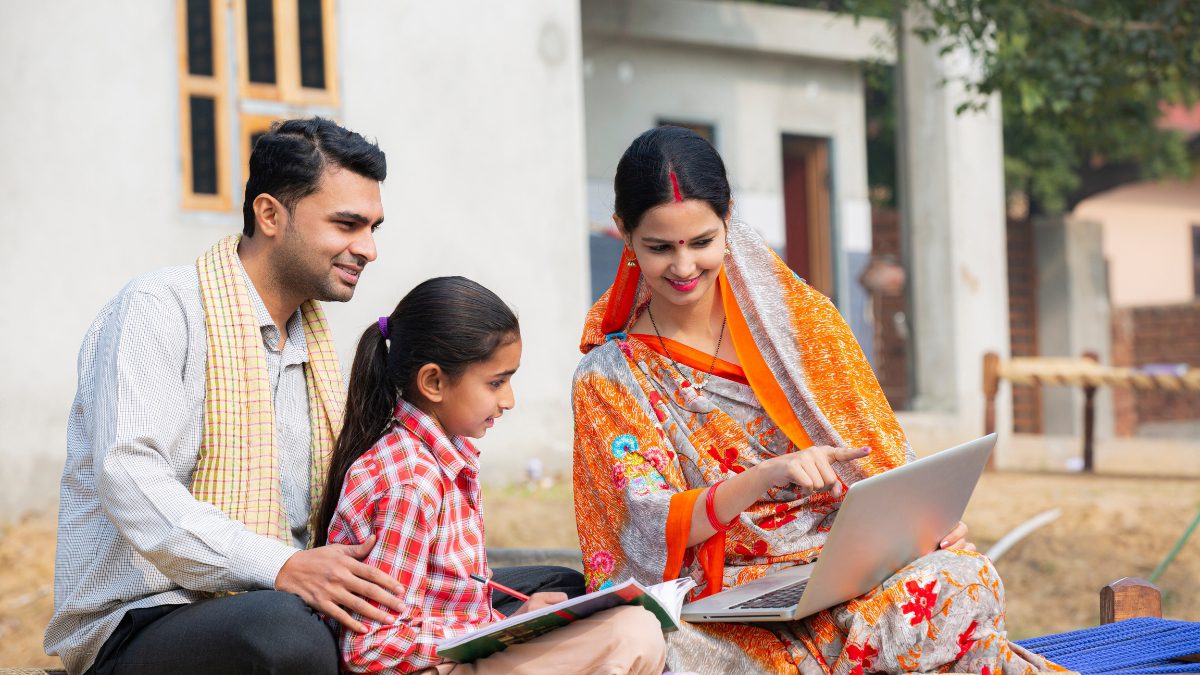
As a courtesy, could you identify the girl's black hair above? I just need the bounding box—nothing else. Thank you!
[613,126,732,233]
[314,276,519,546]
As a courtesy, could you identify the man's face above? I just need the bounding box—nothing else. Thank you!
[271,166,384,303]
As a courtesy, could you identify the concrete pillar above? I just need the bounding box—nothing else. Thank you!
[895,7,1011,441]
[1035,215,1114,438]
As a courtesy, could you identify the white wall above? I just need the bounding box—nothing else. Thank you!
[337,0,589,482]
[0,1,209,521]
[0,0,588,521]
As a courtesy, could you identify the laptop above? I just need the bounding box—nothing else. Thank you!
[680,434,995,622]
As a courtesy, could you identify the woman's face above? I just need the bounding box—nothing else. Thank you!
[624,199,728,309]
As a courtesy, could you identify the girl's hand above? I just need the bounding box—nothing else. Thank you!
[939,520,976,552]
[511,592,567,616]
[755,445,870,497]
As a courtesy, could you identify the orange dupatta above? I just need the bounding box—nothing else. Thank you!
[578,223,908,596]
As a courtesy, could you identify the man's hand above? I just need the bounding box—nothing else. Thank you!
[510,592,568,616]
[939,521,976,552]
[275,534,404,633]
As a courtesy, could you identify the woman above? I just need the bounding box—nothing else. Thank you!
[571,127,1060,674]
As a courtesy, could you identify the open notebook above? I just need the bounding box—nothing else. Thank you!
[437,576,697,663]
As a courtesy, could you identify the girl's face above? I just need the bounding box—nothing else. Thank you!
[624,199,729,310]
[434,337,522,439]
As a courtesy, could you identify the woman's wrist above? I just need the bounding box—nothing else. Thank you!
[745,459,776,495]
[705,481,736,532]
[717,463,771,517]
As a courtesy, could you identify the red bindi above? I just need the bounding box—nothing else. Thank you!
[678,240,685,245]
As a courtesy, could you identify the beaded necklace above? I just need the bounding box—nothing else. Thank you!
[646,305,727,390]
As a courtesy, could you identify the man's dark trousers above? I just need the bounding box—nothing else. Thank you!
[86,565,584,674]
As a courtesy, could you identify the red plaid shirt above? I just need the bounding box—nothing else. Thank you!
[328,399,502,673]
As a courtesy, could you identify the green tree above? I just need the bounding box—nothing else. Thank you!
[747,0,1200,215]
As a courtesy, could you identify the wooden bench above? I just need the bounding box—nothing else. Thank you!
[1100,576,1162,624]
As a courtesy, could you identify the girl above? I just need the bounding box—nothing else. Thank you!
[316,276,666,674]
[571,127,1063,674]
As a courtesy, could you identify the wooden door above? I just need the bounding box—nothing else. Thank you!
[781,135,833,299]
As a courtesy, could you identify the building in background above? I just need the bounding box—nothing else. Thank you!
[0,0,590,519]
[1077,175,1200,438]
[0,0,1010,522]
[580,0,886,362]
[1001,103,1200,442]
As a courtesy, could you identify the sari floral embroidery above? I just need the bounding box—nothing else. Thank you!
[901,578,940,625]
[957,620,980,660]
[846,641,878,675]
[609,434,669,497]
[760,504,798,530]
[708,445,746,474]
[573,223,1063,674]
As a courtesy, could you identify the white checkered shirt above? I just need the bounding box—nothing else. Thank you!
[46,259,314,674]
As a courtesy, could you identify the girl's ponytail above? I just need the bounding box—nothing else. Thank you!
[314,319,395,546]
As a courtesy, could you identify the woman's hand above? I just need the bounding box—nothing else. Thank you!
[689,445,868,546]
[511,592,567,616]
[939,520,976,552]
[754,445,870,497]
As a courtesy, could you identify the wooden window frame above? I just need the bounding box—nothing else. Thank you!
[178,0,232,211]
[657,119,717,147]
[241,112,286,177]
[234,0,339,107]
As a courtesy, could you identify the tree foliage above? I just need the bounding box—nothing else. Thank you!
[745,0,1200,215]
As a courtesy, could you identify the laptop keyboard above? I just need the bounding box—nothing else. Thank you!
[730,578,809,610]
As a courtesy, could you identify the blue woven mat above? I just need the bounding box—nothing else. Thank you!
[1016,617,1200,674]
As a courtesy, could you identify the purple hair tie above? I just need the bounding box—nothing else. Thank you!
[377,316,389,339]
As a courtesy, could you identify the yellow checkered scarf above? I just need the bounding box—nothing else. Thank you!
[192,235,344,543]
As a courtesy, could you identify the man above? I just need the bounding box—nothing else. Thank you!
[46,118,397,675]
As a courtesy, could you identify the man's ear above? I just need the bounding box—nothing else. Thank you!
[252,193,287,238]
[414,363,446,403]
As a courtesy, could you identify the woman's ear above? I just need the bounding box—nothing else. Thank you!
[613,215,632,248]
[414,363,446,403]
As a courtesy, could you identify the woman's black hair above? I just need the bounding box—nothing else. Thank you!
[314,276,519,545]
[613,126,732,233]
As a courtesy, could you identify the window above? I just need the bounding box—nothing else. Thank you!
[178,0,338,211]
[179,0,231,209]
[241,113,287,179]
[235,0,339,106]
[657,119,716,146]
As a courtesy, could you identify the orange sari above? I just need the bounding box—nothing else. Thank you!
[572,223,1061,674]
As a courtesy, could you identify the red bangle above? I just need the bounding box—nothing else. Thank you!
[705,480,736,532]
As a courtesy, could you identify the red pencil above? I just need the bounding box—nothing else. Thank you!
[469,573,530,602]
